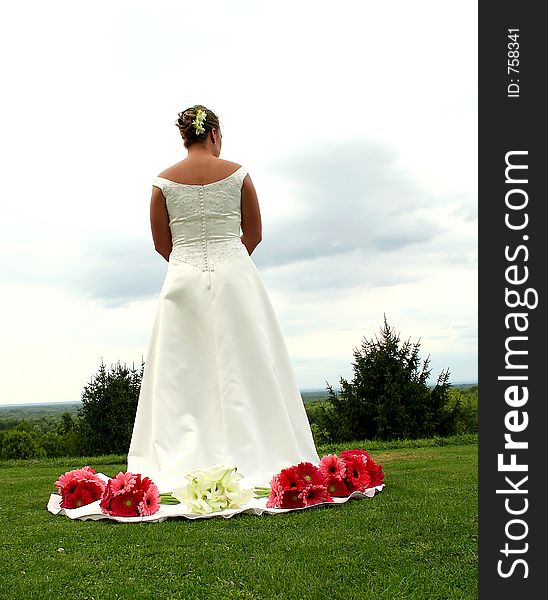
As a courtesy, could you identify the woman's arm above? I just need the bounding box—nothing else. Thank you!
[240,174,262,255]
[150,186,172,261]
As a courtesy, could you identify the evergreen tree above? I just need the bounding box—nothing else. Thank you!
[78,360,143,455]
[318,316,452,442]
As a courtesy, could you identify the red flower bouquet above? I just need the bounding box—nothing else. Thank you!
[266,461,333,509]
[54,466,106,509]
[100,471,160,517]
[264,450,384,508]
[325,448,384,495]
[365,459,385,488]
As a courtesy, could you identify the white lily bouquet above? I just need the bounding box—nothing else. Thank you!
[160,465,255,514]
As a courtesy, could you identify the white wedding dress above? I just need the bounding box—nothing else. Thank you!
[126,165,320,493]
[46,164,384,522]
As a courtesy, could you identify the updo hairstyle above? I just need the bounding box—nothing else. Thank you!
[175,105,221,148]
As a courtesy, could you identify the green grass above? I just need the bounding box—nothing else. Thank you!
[0,436,477,600]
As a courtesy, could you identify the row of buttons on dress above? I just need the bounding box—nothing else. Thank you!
[199,188,214,290]
[199,188,207,271]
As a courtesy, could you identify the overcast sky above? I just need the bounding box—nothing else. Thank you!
[0,0,477,405]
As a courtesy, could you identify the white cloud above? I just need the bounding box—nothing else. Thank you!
[0,0,477,404]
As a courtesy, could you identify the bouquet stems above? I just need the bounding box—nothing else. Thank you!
[159,492,180,505]
[160,487,271,504]
[254,486,271,498]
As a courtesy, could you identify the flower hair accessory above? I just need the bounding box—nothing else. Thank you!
[192,108,207,135]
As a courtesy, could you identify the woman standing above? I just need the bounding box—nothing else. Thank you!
[127,105,319,493]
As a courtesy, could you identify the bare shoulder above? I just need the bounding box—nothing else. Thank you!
[157,159,243,181]
[157,159,186,179]
[213,159,243,179]
[218,159,242,171]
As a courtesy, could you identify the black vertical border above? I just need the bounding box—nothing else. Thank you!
[479,2,546,597]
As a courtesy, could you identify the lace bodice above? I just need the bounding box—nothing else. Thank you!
[152,165,248,271]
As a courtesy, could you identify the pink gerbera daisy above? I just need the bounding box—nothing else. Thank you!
[266,474,283,508]
[55,466,100,492]
[295,462,326,487]
[300,484,333,507]
[318,454,347,481]
[340,449,372,463]
[344,455,371,493]
[109,471,138,496]
[99,485,113,513]
[73,466,100,482]
[266,489,280,508]
[138,483,160,516]
[55,466,105,509]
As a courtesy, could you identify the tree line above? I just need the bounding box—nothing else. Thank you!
[0,361,142,460]
[0,318,478,460]
[307,318,477,444]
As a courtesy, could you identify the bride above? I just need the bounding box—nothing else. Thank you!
[126,105,320,493]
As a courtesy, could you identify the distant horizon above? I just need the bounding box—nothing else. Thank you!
[0,2,477,409]
[0,381,479,408]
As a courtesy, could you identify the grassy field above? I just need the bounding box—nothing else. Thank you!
[0,435,477,600]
